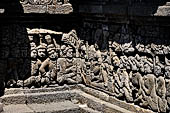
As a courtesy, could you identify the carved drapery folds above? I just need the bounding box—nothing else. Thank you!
[4,24,170,112]
[20,0,73,14]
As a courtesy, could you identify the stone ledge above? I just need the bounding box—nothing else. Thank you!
[1,85,153,113]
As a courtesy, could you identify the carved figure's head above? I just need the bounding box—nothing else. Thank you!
[154,65,163,76]
[60,45,67,57]
[31,47,37,59]
[37,44,46,58]
[47,44,58,59]
[66,46,73,58]
[165,66,170,79]
[45,35,52,44]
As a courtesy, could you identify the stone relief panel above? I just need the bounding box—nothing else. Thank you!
[76,22,170,113]
[20,0,73,14]
[3,23,170,112]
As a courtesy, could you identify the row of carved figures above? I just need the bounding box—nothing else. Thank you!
[110,41,170,55]
[6,30,170,112]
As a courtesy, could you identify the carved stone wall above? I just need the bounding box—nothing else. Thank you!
[20,0,73,14]
[0,0,73,14]
[1,20,170,112]
[77,21,170,112]
[1,0,170,113]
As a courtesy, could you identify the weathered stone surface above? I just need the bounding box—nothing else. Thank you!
[3,101,80,113]
[1,85,152,113]
[1,1,170,113]
[155,5,170,16]
[20,0,73,14]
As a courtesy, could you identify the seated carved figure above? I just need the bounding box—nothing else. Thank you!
[131,72,143,102]
[39,44,58,86]
[139,74,158,112]
[17,47,41,88]
[57,46,82,85]
[156,76,167,113]
[88,49,110,89]
[37,43,47,62]
[113,68,133,102]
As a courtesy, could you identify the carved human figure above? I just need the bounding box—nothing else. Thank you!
[156,76,167,113]
[17,47,41,88]
[140,74,158,112]
[60,45,67,57]
[121,41,135,53]
[144,58,153,74]
[29,35,36,48]
[128,56,138,71]
[84,61,92,85]
[39,44,58,86]
[80,41,87,59]
[109,48,120,67]
[135,55,146,73]
[57,46,82,85]
[136,43,145,53]
[112,41,121,52]
[89,46,110,89]
[45,34,60,51]
[131,72,143,103]
[120,56,131,70]
[113,68,133,102]
[45,35,53,45]
[100,51,111,88]
[37,44,47,62]
[144,44,152,54]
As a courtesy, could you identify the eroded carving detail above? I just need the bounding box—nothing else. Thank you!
[5,25,170,113]
[20,0,73,14]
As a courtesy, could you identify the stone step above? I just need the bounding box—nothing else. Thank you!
[1,90,75,105]
[76,90,135,113]
[78,85,153,113]
[1,85,153,113]
[2,101,80,113]
[4,85,76,95]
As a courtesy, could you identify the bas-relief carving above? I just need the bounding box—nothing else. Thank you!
[20,0,73,14]
[5,25,170,112]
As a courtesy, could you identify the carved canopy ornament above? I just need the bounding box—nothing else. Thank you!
[20,0,73,14]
